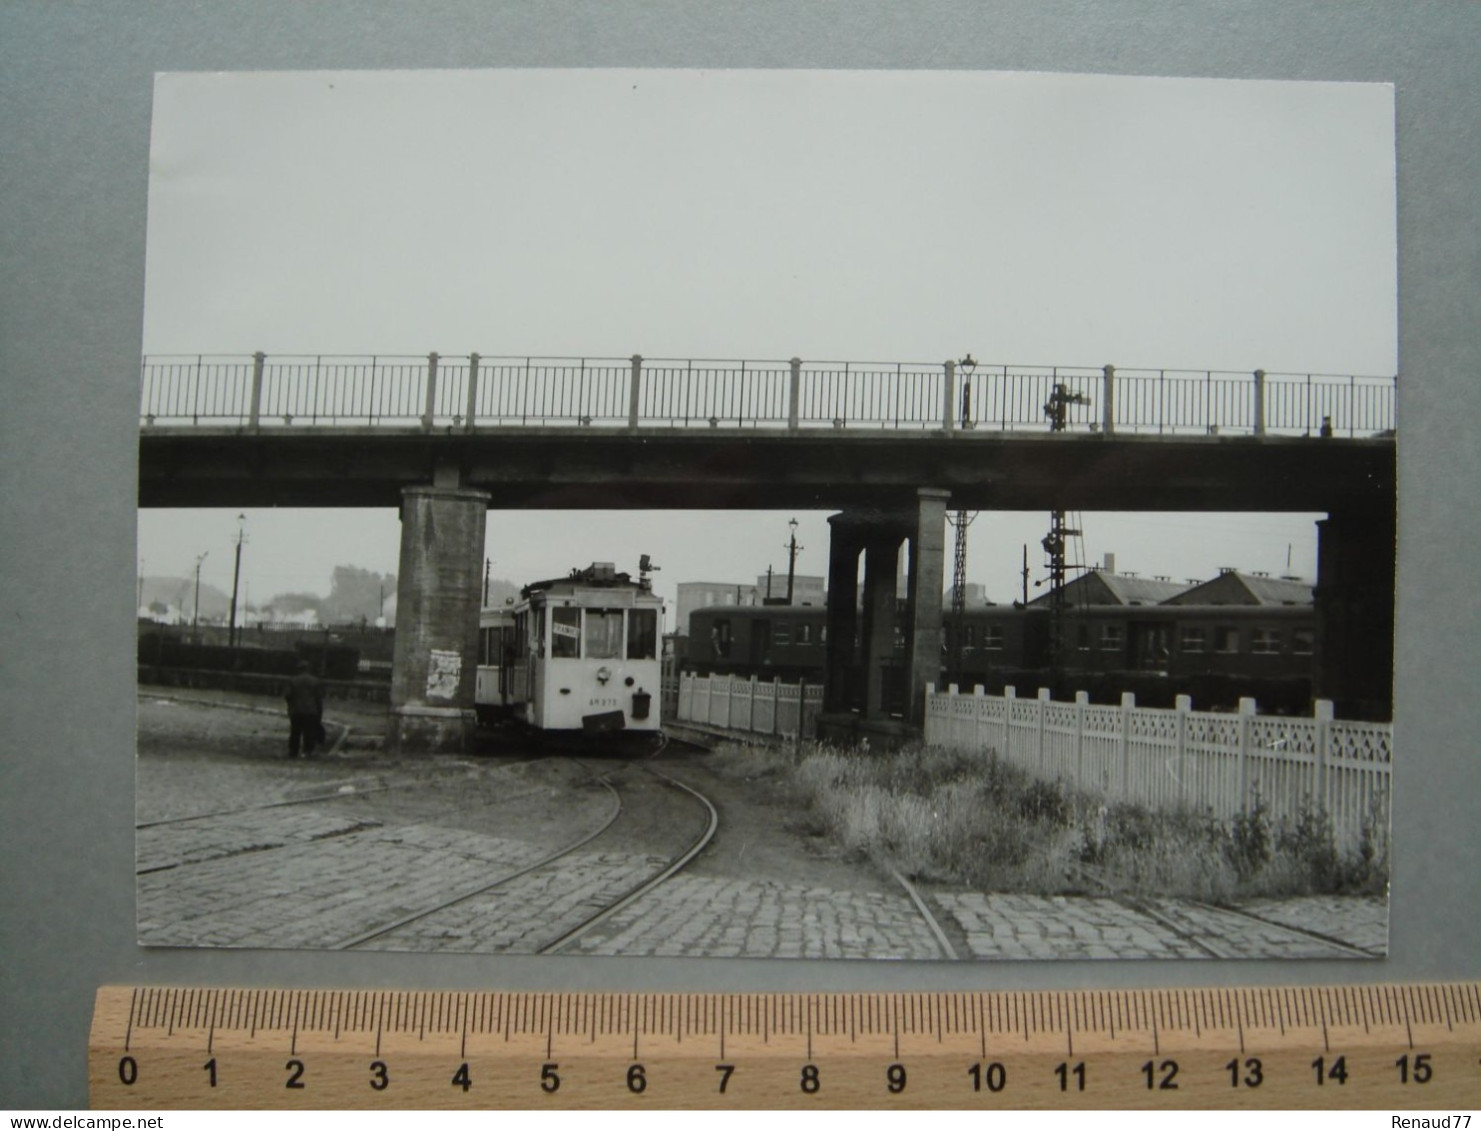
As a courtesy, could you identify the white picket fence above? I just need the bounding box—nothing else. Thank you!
[924,684,1391,853]
[676,672,823,740]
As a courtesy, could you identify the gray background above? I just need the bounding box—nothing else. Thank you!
[1,2,1476,1109]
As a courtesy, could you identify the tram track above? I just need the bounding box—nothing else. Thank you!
[330,772,626,950]
[134,753,569,832]
[1069,861,1376,959]
[331,751,719,954]
[1181,896,1380,958]
[537,762,718,954]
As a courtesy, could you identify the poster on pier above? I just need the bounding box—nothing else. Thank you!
[134,68,1396,961]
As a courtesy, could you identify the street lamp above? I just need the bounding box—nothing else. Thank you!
[785,517,803,605]
[958,354,977,429]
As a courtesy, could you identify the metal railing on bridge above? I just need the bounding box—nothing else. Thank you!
[140,353,1397,439]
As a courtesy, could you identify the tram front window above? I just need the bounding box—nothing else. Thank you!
[551,606,581,658]
[585,609,624,659]
[627,608,658,660]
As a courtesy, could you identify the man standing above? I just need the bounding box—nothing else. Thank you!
[284,659,324,758]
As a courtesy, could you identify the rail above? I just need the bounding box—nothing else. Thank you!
[140,353,1397,439]
[924,684,1391,854]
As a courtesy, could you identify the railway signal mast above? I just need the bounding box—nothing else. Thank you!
[1041,382,1090,684]
[949,356,980,684]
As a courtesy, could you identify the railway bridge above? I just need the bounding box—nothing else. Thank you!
[138,352,1397,750]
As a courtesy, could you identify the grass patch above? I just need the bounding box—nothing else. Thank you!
[711,739,1388,901]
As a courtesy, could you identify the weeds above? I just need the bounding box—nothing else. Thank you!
[1227,790,1272,881]
[711,738,1389,901]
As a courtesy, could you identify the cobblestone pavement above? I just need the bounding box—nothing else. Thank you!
[137,808,375,873]
[138,823,550,949]
[137,692,1389,960]
[1237,894,1389,955]
[568,875,946,959]
[930,891,1386,960]
[357,850,671,953]
[931,893,1209,960]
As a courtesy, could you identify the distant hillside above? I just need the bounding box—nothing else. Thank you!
[139,573,526,622]
[138,576,231,618]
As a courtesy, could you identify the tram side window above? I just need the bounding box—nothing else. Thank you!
[627,608,658,660]
[585,609,624,659]
[551,606,581,658]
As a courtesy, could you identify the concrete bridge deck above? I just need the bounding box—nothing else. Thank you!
[139,425,1394,512]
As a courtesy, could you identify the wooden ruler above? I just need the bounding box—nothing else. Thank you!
[90,984,1481,1109]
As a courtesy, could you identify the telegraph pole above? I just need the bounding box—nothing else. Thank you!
[192,551,209,643]
[228,514,246,649]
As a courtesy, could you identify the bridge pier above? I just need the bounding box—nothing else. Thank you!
[862,535,905,717]
[823,517,862,715]
[819,489,949,747]
[904,488,950,723]
[1314,504,1396,721]
[388,484,490,753]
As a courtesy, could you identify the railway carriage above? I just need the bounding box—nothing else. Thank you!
[683,598,1318,714]
[476,562,664,735]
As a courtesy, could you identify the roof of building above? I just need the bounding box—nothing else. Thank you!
[1167,570,1314,606]
[1029,569,1191,608]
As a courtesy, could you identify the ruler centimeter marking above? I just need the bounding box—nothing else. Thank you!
[91,984,1481,1110]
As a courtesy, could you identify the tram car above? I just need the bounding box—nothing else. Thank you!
[474,605,518,723]
[475,561,663,735]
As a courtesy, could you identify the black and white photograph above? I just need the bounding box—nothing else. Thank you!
[135,68,1396,961]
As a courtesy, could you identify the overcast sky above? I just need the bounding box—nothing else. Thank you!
[137,69,1396,614]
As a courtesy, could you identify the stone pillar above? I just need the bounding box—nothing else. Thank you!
[824,516,863,713]
[861,538,902,718]
[389,484,490,752]
[1313,504,1395,721]
[904,488,951,724]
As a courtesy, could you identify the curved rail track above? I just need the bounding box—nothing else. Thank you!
[537,763,719,954]
[327,750,719,954]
